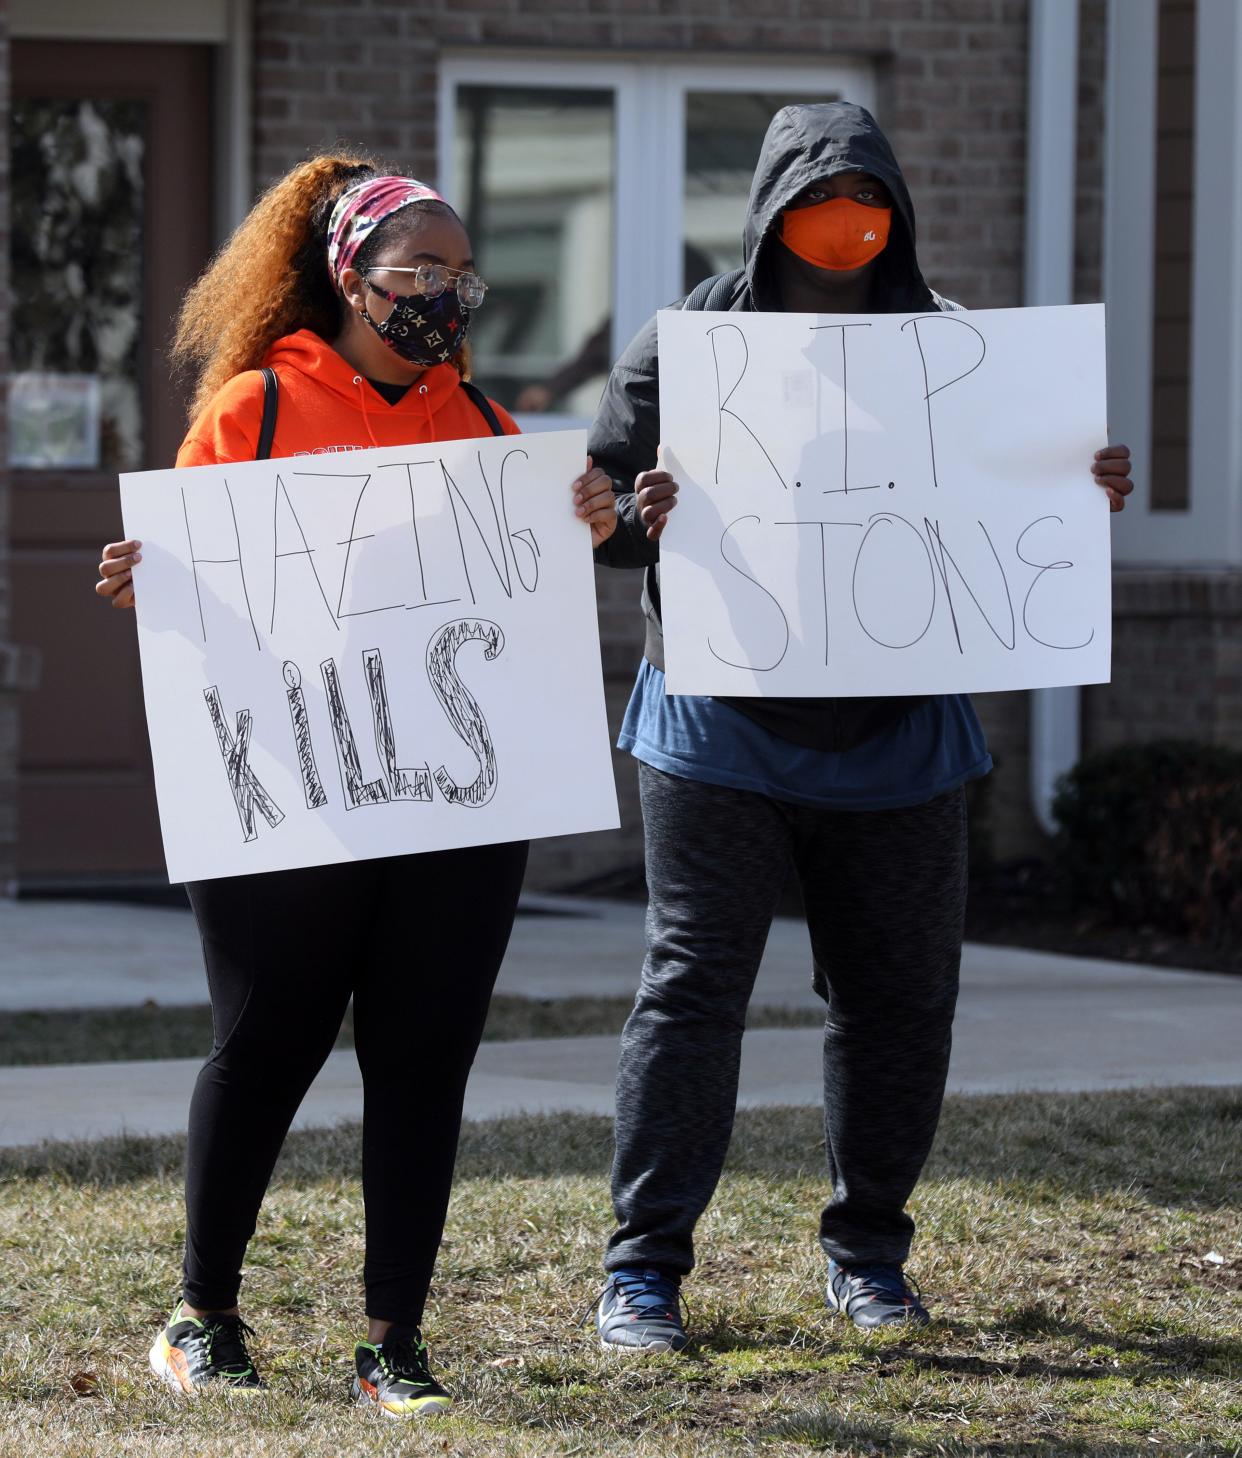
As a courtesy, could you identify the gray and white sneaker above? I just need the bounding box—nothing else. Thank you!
[826,1260,930,1329]
[594,1267,689,1352]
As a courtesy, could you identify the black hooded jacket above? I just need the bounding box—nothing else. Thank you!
[590,102,958,752]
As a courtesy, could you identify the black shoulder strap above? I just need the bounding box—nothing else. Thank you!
[256,366,278,460]
[459,379,506,436]
[681,268,746,313]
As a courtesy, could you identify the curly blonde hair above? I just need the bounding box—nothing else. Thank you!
[171,153,471,423]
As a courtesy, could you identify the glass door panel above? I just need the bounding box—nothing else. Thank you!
[682,90,840,289]
[453,85,614,417]
[10,98,147,471]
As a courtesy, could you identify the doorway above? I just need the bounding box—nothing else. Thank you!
[10,40,215,881]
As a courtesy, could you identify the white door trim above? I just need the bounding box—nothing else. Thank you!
[438,54,875,370]
[1102,0,1160,564]
[1187,0,1242,566]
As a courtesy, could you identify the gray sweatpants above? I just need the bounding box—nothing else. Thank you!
[606,763,967,1275]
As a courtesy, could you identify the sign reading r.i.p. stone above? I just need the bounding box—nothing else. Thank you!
[656,303,1110,698]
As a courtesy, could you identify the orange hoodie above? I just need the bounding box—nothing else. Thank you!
[176,328,519,467]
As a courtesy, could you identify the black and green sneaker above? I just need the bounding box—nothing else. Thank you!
[352,1327,452,1418]
[148,1303,263,1394]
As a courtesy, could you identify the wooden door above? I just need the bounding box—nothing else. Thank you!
[10,41,214,880]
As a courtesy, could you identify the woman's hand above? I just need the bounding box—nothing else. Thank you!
[635,450,679,542]
[1093,444,1133,512]
[573,457,617,548]
[96,539,142,609]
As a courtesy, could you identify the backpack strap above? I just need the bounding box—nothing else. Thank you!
[459,379,506,436]
[681,268,747,313]
[256,366,279,460]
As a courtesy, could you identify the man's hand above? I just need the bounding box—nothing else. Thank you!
[636,449,679,542]
[573,457,617,548]
[1093,444,1133,512]
[96,539,141,609]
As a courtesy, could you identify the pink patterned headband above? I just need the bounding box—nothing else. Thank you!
[326,175,446,286]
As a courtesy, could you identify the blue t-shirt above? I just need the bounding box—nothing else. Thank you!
[618,660,991,810]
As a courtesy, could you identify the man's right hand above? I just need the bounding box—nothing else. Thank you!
[636,453,679,542]
[96,539,141,609]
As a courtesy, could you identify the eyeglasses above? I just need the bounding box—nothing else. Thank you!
[363,263,487,309]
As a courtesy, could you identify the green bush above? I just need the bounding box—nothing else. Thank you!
[1051,739,1242,944]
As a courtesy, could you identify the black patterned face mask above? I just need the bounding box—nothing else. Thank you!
[361,281,472,366]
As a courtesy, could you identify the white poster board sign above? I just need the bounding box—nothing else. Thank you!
[121,429,618,882]
[657,304,1110,697]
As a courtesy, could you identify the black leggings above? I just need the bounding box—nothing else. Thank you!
[182,839,529,1324]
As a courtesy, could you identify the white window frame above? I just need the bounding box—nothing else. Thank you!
[438,55,875,425]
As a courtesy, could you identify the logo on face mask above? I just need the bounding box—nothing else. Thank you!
[780,197,892,272]
[361,284,473,367]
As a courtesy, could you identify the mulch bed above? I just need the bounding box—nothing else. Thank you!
[964,859,1240,976]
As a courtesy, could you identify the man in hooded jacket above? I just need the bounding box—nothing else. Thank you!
[587,104,1132,1350]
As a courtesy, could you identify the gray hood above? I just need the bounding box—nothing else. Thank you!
[743,101,934,313]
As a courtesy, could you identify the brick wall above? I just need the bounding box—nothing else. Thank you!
[1088,572,1242,750]
[258,0,1210,884]
[0,15,16,892]
[1074,0,1106,306]
[1149,0,1196,511]
[251,0,1039,887]
[253,0,1034,314]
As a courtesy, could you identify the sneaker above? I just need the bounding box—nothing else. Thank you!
[352,1327,452,1418]
[825,1260,930,1329]
[148,1303,263,1393]
[595,1267,689,1352]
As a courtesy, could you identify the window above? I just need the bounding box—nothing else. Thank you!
[452,85,614,418]
[440,58,875,425]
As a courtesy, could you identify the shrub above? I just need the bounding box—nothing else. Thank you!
[1051,739,1242,944]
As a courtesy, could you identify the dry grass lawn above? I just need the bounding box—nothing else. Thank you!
[1,1090,1239,1457]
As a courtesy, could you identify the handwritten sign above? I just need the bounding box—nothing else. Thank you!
[120,429,618,882]
[657,304,1110,697]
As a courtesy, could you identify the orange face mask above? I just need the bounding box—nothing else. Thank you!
[780,196,892,272]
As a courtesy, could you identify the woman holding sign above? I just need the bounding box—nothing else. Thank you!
[587,102,1132,1350]
[95,156,615,1415]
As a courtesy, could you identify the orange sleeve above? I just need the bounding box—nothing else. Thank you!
[174,370,267,468]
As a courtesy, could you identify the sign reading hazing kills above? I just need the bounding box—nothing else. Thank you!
[121,429,618,882]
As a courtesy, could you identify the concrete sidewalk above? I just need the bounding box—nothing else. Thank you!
[0,892,1236,1143]
[2,1005,1240,1148]
[1,892,1234,1012]
[0,896,1238,1148]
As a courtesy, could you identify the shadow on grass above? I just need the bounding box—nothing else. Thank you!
[687,1315,1239,1389]
[0,1092,1239,1215]
[756,1410,1214,1458]
[923,1087,1242,1213]
[847,1334,1241,1388]
[981,1308,1242,1376]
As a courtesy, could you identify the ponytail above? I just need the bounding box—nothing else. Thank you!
[171,153,377,423]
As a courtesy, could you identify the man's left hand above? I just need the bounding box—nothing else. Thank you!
[1093,444,1133,512]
